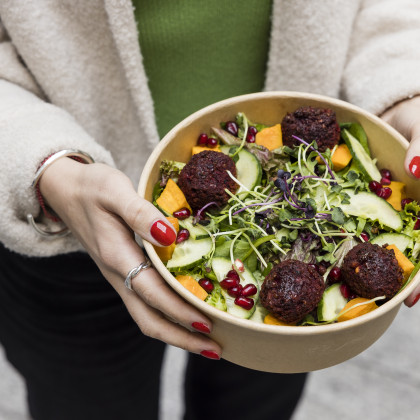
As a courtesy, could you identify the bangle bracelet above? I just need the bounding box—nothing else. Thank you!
[27,149,95,238]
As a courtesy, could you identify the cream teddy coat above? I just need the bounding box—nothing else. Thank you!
[1,0,420,256]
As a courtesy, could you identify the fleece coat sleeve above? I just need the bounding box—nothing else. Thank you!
[0,22,115,256]
[341,0,420,115]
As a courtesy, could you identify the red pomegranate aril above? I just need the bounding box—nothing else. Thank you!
[380,168,392,181]
[328,266,342,283]
[340,284,350,299]
[246,133,256,143]
[227,285,243,298]
[414,216,420,230]
[197,133,208,145]
[198,278,214,293]
[225,121,238,137]
[207,137,218,148]
[176,229,190,244]
[368,181,381,193]
[226,269,240,282]
[234,258,245,273]
[378,187,392,200]
[234,296,254,310]
[241,284,257,297]
[173,207,191,220]
[380,177,391,185]
[248,126,258,135]
[308,263,319,273]
[220,278,238,290]
[401,198,414,208]
[360,232,369,242]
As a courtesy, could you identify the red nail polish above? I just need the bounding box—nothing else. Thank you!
[151,220,176,246]
[409,156,420,178]
[192,322,211,334]
[411,294,420,307]
[200,350,220,360]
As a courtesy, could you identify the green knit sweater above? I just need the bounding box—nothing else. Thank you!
[133,1,272,138]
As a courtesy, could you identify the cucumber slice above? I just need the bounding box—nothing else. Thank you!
[249,301,269,323]
[205,284,227,311]
[340,122,370,156]
[220,146,262,193]
[167,237,212,270]
[178,216,209,240]
[371,233,413,252]
[211,257,259,319]
[317,283,348,322]
[340,189,403,232]
[342,129,381,182]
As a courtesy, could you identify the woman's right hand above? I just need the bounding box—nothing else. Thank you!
[38,157,222,360]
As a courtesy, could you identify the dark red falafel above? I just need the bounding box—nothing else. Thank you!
[178,150,238,211]
[281,106,340,152]
[260,260,325,323]
[341,243,404,300]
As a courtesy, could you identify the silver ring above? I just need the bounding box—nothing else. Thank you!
[124,259,152,291]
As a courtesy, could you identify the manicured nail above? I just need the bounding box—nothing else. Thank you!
[151,220,176,246]
[192,322,211,334]
[200,350,220,360]
[410,294,420,307]
[409,156,420,178]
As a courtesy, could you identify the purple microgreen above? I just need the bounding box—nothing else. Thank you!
[194,201,219,224]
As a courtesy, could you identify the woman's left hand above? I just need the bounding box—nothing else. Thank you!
[381,95,420,308]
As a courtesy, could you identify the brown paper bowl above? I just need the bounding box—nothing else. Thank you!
[138,92,420,373]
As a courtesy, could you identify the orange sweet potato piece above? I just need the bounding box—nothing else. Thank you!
[153,217,179,262]
[331,144,352,171]
[176,275,208,300]
[385,181,406,211]
[263,313,296,326]
[386,244,414,281]
[192,146,221,155]
[156,179,192,214]
[255,124,283,150]
[337,298,378,322]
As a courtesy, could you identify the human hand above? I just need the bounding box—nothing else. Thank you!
[381,95,420,308]
[39,157,222,359]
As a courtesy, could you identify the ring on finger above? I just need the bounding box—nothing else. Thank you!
[125,259,152,291]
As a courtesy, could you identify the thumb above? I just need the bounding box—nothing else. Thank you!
[405,125,420,179]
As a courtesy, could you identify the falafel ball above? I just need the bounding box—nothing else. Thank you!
[281,106,340,152]
[260,260,325,324]
[178,150,238,210]
[341,242,404,300]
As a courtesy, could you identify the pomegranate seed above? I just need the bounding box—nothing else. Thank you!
[308,263,319,273]
[241,284,258,297]
[197,133,208,145]
[318,265,327,275]
[340,284,350,299]
[368,181,382,193]
[226,270,240,282]
[234,259,245,273]
[176,229,190,244]
[401,198,414,208]
[246,133,256,143]
[360,232,369,242]
[207,137,218,148]
[227,285,243,298]
[380,177,391,185]
[220,278,239,289]
[198,278,214,293]
[225,121,238,137]
[378,187,392,199]
[328,266,342,283]
[414,216,420,230]
[234,296,254,310]
[173,207,191,220]
[380,168,392,181]
[248,126,258,135]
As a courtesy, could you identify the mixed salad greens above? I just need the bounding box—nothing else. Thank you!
[152,110,420,326]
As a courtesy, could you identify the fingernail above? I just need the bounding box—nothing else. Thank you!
[151,220,176,246]
[192,322,211,334]
[410,294,420,307]
[200,350,220,360]
[409,156,420,178]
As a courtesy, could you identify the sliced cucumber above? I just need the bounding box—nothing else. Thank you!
[211,257,259,319]
[317,283,348,322]
[220,146,262,193]
[342,129,381,182]
[178,216,209,240]
[340,189,403,232]
[249,301,269,324]
[205,284,227,311]
[167,237,212,270]
[371,233,413,252]
[340,122,370,156]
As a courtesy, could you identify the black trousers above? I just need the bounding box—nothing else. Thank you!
[0,243,306,420]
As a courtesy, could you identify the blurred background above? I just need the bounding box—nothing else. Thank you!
[1,303,419,420]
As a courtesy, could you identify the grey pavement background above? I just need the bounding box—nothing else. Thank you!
[1,304,419,420]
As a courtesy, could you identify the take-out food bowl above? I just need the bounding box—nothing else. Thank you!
[138,92,420,373]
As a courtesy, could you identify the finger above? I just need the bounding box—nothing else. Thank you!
[405,125,420,179]
[404,284,420,308]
